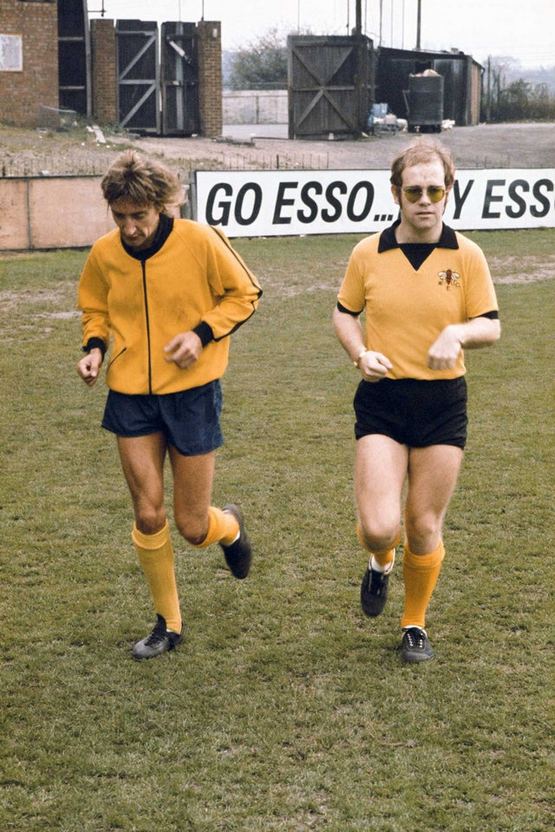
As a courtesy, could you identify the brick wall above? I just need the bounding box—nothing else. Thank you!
[0,0,59,127]
[91,19,117,125]
[197,20,223,138]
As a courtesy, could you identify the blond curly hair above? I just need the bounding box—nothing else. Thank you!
[101,150,184,212]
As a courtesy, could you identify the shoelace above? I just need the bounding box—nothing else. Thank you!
[144,627,167,646]
[369,570,387,595]
[404,628,425,648]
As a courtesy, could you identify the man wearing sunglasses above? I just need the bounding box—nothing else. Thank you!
[333,139,500,662]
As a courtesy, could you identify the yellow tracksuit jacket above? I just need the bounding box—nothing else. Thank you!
[78,218,261,395]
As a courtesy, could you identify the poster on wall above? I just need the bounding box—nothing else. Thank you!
[0,34,23,72]
[194,169,555,237]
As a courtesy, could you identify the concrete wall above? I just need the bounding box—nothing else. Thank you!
[0,0,59,127]
[0,176,114,250]
[223,90,288,124]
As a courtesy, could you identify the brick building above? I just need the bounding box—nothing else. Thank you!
[0,2,223,136]
[0,0,59,128]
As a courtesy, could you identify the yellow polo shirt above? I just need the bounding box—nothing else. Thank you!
[337,222,498,380]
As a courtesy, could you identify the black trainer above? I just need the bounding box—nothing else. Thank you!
[360,561,393,617]
[401,626,433,663]
[132,614,183,661]
[220,504,252,579]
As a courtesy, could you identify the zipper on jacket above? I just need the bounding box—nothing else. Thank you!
[141,260,153,393]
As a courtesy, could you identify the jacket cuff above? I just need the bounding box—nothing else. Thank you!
[83,337,107,358]
[192,321,214,347]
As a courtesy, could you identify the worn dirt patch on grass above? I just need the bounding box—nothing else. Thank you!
[259,252,555,298]
[0,284,74,311]
[490,254,555,283]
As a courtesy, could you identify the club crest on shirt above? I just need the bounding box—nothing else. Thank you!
[438,269,461,289]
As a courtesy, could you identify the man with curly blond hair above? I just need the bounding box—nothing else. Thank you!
[77,151,262,660]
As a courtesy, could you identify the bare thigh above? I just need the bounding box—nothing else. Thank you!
[117,433,168,534]
[168,446,216,544]
[405,444,464,553]
[355,434,409,550]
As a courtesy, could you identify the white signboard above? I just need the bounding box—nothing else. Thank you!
[195,169,555,237]
[0,34,23,72]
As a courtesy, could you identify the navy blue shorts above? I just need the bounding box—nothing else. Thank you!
[102,381,223,456]
[354,377,468,449]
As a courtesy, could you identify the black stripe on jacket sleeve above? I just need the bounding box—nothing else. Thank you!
[208,226,263,300]
[206,226,262,341]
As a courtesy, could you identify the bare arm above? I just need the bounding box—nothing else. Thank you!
[332,307,392,382]
[428,317,501,370]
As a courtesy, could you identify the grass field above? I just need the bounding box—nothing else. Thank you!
[1,230,553,831]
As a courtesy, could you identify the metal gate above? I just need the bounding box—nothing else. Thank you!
[288,35,373,139]
[117,20,160,134]
[161,22,200,136]
[116,21,200,135]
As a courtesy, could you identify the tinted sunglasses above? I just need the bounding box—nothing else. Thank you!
[401,185,446,203]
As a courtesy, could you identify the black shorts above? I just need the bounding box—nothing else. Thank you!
[102,381,223,456]
[354,377,468,449]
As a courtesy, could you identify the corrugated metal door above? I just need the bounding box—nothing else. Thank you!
[116,20,160,134]
[288,35,372,139]
[161,22,200,136]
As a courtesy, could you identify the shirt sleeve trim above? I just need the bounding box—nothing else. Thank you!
[336,300,362,317]
[471,310,499,320]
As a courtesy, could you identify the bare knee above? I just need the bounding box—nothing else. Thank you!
[175,512,209,546]
[135,506,166,535]
[358,513,400,553]
[405,512,443,552]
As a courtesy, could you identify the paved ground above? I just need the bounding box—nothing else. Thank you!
[222,123,288,140]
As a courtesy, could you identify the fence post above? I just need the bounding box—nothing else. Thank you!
[182,171,196,220]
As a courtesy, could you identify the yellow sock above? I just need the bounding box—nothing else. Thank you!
[192,506,239,549]
[132,521,182,633]
[356,523,400,570]
[401,540,445,629]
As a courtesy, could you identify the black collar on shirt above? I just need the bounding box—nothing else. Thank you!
[378,219,459,253]
[121,213,175,261]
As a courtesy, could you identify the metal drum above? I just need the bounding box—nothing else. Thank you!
[406,73,444,132]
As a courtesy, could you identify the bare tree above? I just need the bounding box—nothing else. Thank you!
[228,28,288,90]
[483,56,555,121]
